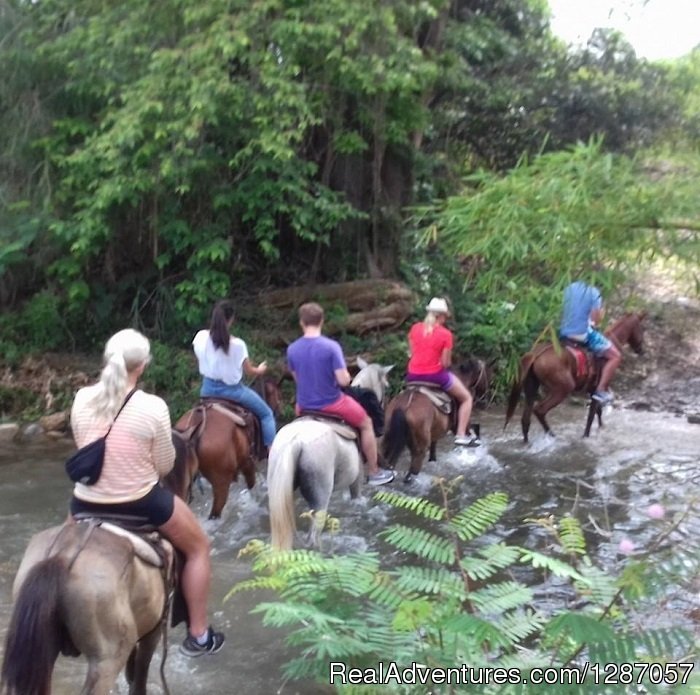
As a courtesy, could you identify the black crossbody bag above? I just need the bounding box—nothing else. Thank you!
[65,388,137,485]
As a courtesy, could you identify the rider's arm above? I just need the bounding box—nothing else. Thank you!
[590,305,605,327]
[243,358,267,377]
[335,367,352,387]
[152,398,176,476]
[440,347,452,369]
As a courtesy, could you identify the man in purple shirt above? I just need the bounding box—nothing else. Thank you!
[287,302,394,486]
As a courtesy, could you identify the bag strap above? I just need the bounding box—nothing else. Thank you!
[104,387,138,438]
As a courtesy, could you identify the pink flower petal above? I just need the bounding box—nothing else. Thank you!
[618,538,636,555]
[647,504,665,520]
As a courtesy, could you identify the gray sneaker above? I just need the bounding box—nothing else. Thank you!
[180,627,225,657]
[367,469,395,486]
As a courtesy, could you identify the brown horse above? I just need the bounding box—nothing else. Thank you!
[0,433,197,695]
[504,312,646,443]
[175,377,282,519]
[381,359,489,483]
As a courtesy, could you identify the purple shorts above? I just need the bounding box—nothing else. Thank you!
[406,369,454,390]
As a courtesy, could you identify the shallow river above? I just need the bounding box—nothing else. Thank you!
[1,402,698,694]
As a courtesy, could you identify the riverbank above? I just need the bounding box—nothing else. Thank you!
[2,278,699,443]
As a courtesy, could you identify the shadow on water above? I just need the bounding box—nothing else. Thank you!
[1,401,699,693]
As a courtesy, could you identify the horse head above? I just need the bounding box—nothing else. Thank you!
[351,356,394,405]
[455,357,490,402]
[165,429,199,502]
[608,312,646,355]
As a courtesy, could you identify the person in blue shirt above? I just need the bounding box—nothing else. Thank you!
[559,281,621,405]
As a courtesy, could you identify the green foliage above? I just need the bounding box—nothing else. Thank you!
[140,341,199,419]
[419,139,700,391]
[234,484,696,693]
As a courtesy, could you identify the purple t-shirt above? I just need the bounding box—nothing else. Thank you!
[286,335,346,409]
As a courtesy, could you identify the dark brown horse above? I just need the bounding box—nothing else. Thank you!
[0,433,197,695]
[504,312,646,443]
[175,377,282,519]
[381,359,489,483]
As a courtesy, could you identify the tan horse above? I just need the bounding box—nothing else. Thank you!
[175,377,281,519]
[381,359,489,483]
[0,433,197,695]
[504,312,646,442]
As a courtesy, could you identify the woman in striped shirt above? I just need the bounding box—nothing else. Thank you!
[70,329,224,657]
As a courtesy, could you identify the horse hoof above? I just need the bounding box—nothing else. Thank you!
[404,473,415,484]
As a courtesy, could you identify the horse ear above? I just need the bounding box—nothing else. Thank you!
[382,364,394,375]
[356,356,369,370]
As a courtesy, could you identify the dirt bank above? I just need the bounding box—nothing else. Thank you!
[2,280,699,429]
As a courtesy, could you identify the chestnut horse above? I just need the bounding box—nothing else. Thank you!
[0,433,197,695]
[504,312,646,443]
[381,359,490,483]
[175,377,281,519]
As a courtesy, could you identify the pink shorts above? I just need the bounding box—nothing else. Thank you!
[319,393,368,428]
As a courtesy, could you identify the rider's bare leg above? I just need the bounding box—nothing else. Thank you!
[598,344,621,391]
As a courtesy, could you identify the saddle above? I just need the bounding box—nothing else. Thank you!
[182,397,265,462]
[296,412,358,440]
[405,382,453,414]
[69,515,188,627]
[559,338,599,386]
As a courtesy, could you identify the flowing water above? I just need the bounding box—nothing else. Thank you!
[1,402,699,694]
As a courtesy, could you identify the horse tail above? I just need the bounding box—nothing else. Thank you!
[504,353,536,429]
[1,555,67,695]
[382,407,410,468]
[268,435,302,551]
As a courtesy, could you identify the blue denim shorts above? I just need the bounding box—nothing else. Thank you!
[585,328,613,355]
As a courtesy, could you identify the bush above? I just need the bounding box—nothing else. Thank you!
[231,482,698,693]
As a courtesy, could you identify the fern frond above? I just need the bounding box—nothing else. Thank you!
[518,548,588,583]
[367,571,416,608]
[373,489,445,520]
[393,565,466,599]
[447,491,508,541]
[588,627,695,664]
[545,612,616,645]
[460,542,521,580]
[379,524,455,564]
[468,580,533,613]
[224,575,285,601]
[558,515,587,556]
[494,608,549,643]
[441,613,514,650]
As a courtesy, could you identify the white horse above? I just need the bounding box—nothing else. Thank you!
[267,359,393,550]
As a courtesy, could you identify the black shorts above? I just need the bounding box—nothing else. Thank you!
[70,483,175,527]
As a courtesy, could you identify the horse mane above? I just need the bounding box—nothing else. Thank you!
[344,386,384,437]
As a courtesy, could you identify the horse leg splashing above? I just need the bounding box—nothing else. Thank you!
[267,419,361,550]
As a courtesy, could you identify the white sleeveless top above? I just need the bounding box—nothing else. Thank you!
[192,329,248,385]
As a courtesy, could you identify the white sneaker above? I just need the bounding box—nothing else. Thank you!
[592,390,614,405]
[454,434,481,448]
[367,469,395,486]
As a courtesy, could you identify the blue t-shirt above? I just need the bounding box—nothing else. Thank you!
[286,335,346,409]
[560,281,603,338]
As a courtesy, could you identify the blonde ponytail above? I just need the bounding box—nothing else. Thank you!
[89,329,150,418]
[423,311,438,335]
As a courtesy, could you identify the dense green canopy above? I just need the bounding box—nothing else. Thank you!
[0,0,698,362]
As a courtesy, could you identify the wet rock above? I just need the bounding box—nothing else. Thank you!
[39,411,68,433]
[0,423,20,442]
[21,422,44,440]
[688,414,700,425]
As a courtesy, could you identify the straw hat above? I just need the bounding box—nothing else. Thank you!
[425,297,450,315]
